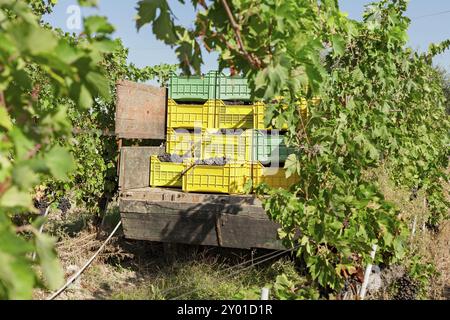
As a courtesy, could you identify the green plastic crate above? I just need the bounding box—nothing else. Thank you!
[169,71,216,101]
[169,71,251,101]
[251,130,294,164]
[216,74,250,101]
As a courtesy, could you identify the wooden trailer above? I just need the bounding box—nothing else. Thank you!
[115,80,282,250]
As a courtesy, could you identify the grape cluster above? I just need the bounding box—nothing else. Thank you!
[341,277,360,295]
[57,197,71,215]
[409,186,419,201]
[158,153,231,166]
[213,129,244,135]
[394,275,420,300]
[34,198,49,215]
[194,157,231,166]
[223,100,247,106]
[158,153,184,163]
[425,221,440,233]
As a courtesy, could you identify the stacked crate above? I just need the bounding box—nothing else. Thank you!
[150,71,301,194]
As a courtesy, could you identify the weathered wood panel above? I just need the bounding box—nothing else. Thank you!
[118,147,164,191]
[120,187,265,216]
[119,189,283,250]
[121,211,282,250]
[121,199,266,218]
[115,80,167,139]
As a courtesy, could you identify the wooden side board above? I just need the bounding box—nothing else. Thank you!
[115,80,167,140]
[120,188,283,250]
[118,147,164,191]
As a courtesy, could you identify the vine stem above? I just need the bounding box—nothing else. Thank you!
[298,103,311,146]
[220,0,262,68]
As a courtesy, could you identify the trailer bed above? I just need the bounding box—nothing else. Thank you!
[120,187,282,250]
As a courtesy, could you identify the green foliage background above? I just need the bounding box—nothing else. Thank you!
[0,0,115,298]
[136,0,450,294]
[42,41,176,217]
[0,0,175,299]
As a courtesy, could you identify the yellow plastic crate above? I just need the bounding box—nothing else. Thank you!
[167,99,215,129]
[202,129,251,161]
[182,162,251,194]
[150,155,185,188]
[166,128,202,158]
[215,100,254,129]
[254,98,318,130]
[253,102,274,130]
[252,162,299,190]
[168,99,268,130]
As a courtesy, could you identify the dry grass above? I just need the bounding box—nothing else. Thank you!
[33,206,295,300]
[428,221,450,299]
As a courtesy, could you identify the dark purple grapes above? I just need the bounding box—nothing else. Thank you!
[57,197,71,215]
[215,129,244,135]
[158,153,184,163]
[194,157,231,166]
[394,274,420,300]
[223,100,248,106]
[34,198,49,215]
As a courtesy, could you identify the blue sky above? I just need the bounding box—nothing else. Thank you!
[43,0,450,73]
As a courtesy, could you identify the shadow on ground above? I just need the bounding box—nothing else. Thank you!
[51,205,292,300]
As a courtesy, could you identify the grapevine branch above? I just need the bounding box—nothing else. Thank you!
[0,90,6,110]
[197,18,241,73]
[211,32,241,56]
[197,0,208,10]
[220,0,262,69]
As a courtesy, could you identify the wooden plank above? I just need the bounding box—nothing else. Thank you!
[121,211,218,246]
[121,211,282,250]
[121,187,263,206]
[118,147,164,191]
[120,196,283,250]
[115,80,167,139]
[120,199,267,219]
